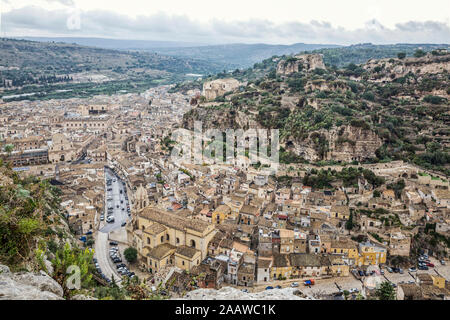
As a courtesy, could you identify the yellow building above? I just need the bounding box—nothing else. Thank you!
[211,204,232,224]
[330,239,359,261]
[330,205,350,220]
[147,243,176,274]
[356,242,387,266]
[270,254,292,280]
[131,206,216,273]
[328,255,350,277]
[174,246,202,271]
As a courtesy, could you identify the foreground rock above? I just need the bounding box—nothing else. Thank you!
[0,265,64,300]
[177,286,312,300]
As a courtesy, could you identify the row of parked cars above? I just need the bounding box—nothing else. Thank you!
[109,242,135,279]
[93,258,112,284]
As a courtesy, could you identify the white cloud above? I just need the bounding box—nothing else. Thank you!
[2,6,450,44]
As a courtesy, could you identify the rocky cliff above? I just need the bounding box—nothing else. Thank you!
[362,52,450,82]
[177,286,312,300]
[202,78,241,101]
[0,264,96,300]
[277,54,326,75]
[0,264,64,300]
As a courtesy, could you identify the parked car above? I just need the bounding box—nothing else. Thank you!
[121,222,126,227]
[440,260,446,265]
[358,270,364,277]
[426,262,434,267]
[106,216,115,223]
[386,267,393,273]
[241,289,248,293]
[418,265,429,270]
[380,269,385,275]
[265,286,273,290]
[100,215,104,221]
[349,288,359,293]
[408,267,417,272]
[109,241,118,246]
[399,268,404,274]
[291,282,299,287]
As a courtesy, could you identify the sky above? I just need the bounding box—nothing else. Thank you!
[1,0,449,45]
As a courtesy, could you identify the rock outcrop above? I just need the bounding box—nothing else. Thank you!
[286,125,382,162]
[327,125,383,162]
[0,265,64,300]
[363,52,450,82]
[177,286,312,300]
[202,78,241,101]
[277,54,326,75]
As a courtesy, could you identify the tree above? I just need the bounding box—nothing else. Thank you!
[51,243,94,298]
[414,49,426,58]
[373,190,381,198]
[375,281,396,300]
[397,52,406,59]
[345,212,354,230]
[4,144,14,157]
[124,247,138,263]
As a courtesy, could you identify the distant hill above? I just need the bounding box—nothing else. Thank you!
[152,43,341,69]
[0,38,224,100]
[18,37,206,50]
[16,37,341,70]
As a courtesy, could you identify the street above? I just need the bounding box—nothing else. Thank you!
[93,167,131,284]
[100,168,130,233]
[94,232,122,284]
[249,256,450,298]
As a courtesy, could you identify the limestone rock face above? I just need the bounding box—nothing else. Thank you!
[0,265,64,300]
[177,286,312,300]
[203,78,241,101]
[327,125,383,162]
[363,52,450,82]
[287,125,382,162]
[277,54,325,75]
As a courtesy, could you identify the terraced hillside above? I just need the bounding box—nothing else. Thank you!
[183,49,450,175]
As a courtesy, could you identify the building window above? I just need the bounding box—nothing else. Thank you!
[166,234,170,241]
[176,237,180,244]
[182,261,185,266]
[190,240,196,248]
[147,238,150,245]
[161,236,164,243]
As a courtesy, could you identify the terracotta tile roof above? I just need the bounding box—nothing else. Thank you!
[147,243,176,260]
[175,245,200,259]
[139,206,212,233]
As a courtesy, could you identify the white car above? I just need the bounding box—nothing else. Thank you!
[349,288,359,293]
[291,282,299,287]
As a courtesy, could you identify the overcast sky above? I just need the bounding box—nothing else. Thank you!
[1,0,449,45]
